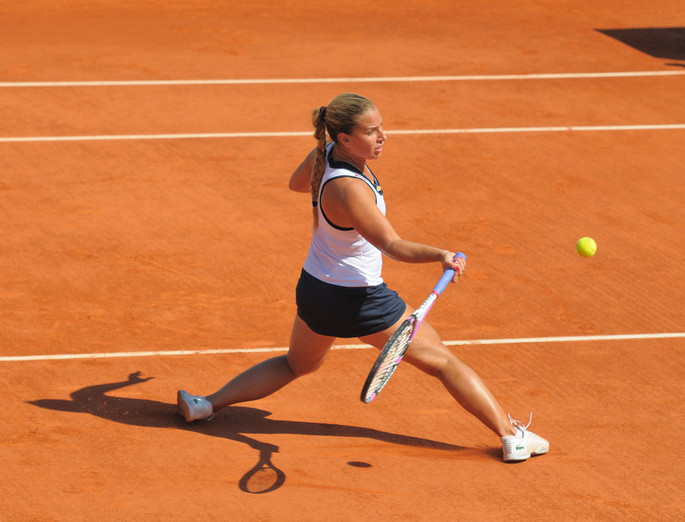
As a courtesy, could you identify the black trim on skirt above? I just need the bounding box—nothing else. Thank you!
[296,269,406,338]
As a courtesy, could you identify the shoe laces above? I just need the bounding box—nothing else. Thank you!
[508,412,533,434]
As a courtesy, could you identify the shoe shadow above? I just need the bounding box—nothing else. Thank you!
[28,372,467,494]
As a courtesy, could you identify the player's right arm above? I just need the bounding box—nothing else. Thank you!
[323,177,464,276]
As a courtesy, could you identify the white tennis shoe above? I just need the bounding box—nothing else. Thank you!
[177,390,214,422]
[501,413,549,462]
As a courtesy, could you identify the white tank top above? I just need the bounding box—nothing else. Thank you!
[302,143,385,287]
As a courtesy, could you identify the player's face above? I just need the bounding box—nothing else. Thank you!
[346,108,386,161]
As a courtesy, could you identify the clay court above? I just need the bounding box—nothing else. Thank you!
[1,1,684,520]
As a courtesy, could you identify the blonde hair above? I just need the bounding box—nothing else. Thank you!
[310,93,376,227]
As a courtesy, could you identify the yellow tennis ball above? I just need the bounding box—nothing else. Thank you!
[576,237,597,257]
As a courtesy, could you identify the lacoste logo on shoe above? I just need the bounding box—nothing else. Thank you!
[516,445,525,451]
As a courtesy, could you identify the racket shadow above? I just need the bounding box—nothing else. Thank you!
[28,372,470,493]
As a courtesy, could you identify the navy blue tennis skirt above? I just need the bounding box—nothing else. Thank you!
[296,269,406,338]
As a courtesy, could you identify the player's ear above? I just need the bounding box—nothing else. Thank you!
[338,132,352,148]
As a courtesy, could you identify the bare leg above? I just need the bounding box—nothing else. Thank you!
[361,308,515,438]
[207,315,335,411]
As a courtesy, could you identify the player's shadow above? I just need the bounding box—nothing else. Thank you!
[28,372,468,494]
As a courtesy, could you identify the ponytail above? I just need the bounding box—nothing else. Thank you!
[311,106,327,228]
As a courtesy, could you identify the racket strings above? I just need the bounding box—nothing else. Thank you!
[367,324,412,392]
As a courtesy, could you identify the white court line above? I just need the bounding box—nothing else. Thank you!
[1,332,682,362]
[1,70,684,87]
[2,124,685,143]
[0,131,311,143]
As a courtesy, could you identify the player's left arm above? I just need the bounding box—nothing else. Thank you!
[289,148,317,193]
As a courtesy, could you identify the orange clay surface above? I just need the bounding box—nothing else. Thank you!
[1,1,684,520]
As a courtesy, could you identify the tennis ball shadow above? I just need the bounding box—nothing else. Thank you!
[347,461,373,468]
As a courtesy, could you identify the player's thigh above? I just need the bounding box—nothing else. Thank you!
[359,305,452,376]
[401,322,454,376]
[287,315,336,376]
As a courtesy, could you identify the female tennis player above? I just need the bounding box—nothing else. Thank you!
[177,93,548,462]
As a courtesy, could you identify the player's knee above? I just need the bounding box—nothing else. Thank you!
[286,355,325,377]
[424,358,450,378]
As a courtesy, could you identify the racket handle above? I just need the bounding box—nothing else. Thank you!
[432,252,466,295]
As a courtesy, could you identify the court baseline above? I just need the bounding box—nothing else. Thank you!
[1,332,682,362]
[1,70,683,88]
[2,123,684,143]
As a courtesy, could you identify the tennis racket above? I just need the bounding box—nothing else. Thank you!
[360,252,466,403]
